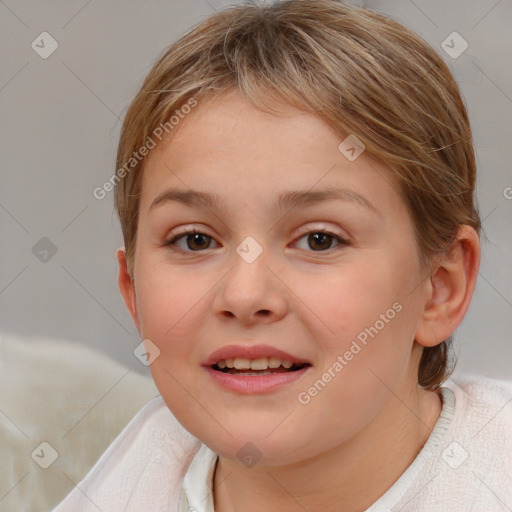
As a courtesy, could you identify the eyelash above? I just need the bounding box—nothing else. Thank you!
[164,227,349,253]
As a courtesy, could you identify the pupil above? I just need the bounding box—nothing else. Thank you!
[308,233,331,251]
[188,233,210,250]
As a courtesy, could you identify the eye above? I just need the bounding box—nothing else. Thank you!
[165,229,218,252]
[293,229,348,252]
[164,228,348,253]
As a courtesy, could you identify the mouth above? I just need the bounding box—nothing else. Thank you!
[203,344,313,393]
[205,358,312,394]
[211,357,312,376]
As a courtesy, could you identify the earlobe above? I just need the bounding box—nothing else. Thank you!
[415,225,480,348]
[116,247,141,335]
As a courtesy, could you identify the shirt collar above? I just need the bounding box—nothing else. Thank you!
[181,442,219,512]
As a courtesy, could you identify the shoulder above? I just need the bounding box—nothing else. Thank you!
[427,374,512,504]
[447,372,512,395]
[392,374,512,510]
[52,396,202,511]
[443,373,512,422]
[442,373,512,450]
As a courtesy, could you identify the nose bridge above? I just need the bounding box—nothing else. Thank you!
[227,233,273,290]
[214,232,288,322]
[235,235,266,266]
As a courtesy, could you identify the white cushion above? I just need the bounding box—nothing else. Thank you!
[0,332,158,512]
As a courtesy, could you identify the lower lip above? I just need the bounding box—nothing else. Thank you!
[203,366,311,394]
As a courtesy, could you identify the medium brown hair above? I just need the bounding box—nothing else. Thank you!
[114,0,481,389]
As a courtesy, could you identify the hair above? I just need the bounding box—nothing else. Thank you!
[113,0,481,390]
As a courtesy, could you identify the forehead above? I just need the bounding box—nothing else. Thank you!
[139,91,404,217]
[153,90,333,162]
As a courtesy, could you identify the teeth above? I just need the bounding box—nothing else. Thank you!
[229,371,273,376]
[251,358,268,370]
[268,357,281,368]
[233,358,251,370]
[215,357,298,370]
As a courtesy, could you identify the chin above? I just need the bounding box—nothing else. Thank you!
[197,427,317,468]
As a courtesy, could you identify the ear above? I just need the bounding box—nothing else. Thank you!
[415,225,480,348]
[116,247,141,335]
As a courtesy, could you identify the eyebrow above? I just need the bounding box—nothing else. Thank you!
[149,186,377,215]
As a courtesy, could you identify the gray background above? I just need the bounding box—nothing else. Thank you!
[1,0,511,381]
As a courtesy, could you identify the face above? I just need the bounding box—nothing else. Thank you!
[120,89,430,466]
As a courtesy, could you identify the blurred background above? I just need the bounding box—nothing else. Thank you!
[1,0,511,381]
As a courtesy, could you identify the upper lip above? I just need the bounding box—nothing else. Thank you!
[203,344,312,367]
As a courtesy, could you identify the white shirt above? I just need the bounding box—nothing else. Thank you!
[52,375,512,511]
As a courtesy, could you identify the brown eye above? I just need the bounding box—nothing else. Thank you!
[165,230,216,252]
[184,233,212,251]
[308,232,333,251]
[294,230,347,252]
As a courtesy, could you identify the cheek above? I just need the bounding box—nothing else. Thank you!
[133,264,212,422]
[294,261,416,421]
[134,260,211,360]
[129,255,220,446]
[288,260,406,350]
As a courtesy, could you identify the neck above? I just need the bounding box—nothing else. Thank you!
[213,385,442,512]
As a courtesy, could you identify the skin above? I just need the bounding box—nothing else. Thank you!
[117,88,480,511]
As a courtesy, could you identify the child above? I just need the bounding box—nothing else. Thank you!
[53,1,512,510]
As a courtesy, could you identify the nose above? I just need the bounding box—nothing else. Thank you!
[213,238,288,325]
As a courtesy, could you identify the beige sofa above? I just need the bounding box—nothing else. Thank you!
[0,332,159,512]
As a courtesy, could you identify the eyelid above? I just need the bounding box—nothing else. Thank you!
[293,223,347,240]
[168,225,210,238]
[166,223,347,242]
[297,224,341,237]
